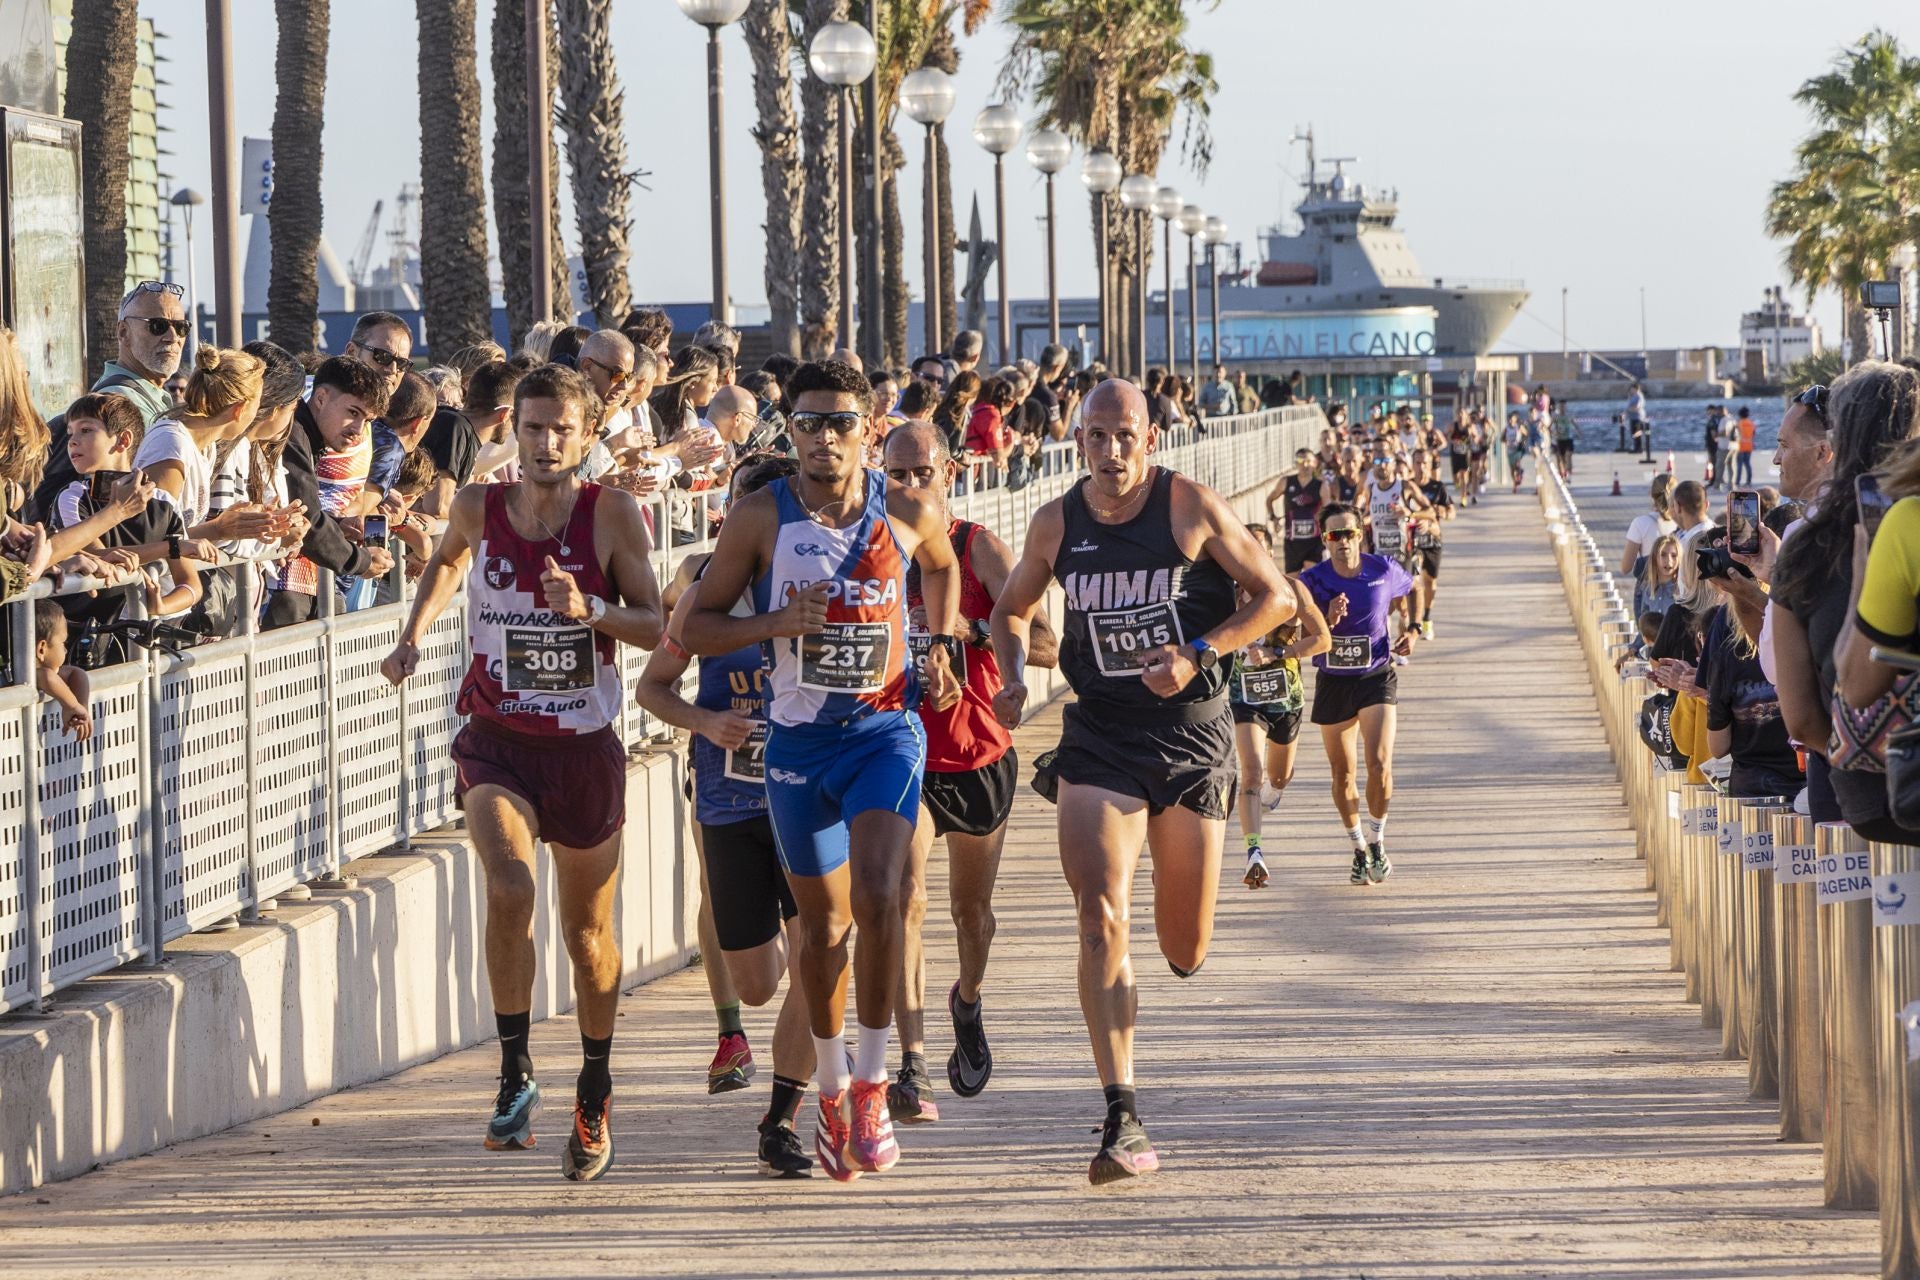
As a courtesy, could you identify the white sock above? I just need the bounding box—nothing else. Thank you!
[1345,823,1366,853]
[854,1023,892,1085]
[812,1032,850,1097]
[1364,814,1388,846]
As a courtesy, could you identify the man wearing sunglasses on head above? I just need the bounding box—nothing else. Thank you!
[1299,503,1416,887]
[32,282,189,521]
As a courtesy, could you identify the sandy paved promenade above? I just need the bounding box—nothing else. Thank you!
[0,486,1877,1278]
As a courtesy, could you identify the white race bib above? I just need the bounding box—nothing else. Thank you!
[1326,633,1371,672]
[504,626,594,692]
[799,622,892,692]
[1087,602,1184,677]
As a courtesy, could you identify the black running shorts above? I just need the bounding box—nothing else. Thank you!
[1283,538,1324,574]
[1310,666,1398,726]
[1416,545,1442,579]
[922,749,1019,838]
[1049,699,1236,819]
[1232,701,1303,745]
[699,814,797,952]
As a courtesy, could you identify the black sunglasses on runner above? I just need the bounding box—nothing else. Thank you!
[1795,383,1829,425]
[789,411,864,437]
[142,318,191,337]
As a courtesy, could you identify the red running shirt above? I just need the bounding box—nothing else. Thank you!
[908,519,1013,772]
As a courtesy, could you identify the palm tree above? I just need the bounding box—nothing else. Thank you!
[267,0,329,358]
[66,0,140,377]
[556,0,632,327]
[416,0,494,352]
[798,0,848,358]
[492,0,571,347]
[1767,30,1920,363]
[925,18,959,347]
[742,0,803,358]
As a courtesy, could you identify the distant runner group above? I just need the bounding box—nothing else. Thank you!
[381,371,1490,1185]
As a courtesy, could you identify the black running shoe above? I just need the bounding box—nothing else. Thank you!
[755,1119,814,1178]
[1367,842,1392,884]
[1089,1114,1160,1185]
[946,982,993,1098]
[887,1065,941,1123]
[1349,850,1368,885]
[562,1093,615,1182]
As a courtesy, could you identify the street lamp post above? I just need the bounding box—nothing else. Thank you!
[901,67,957,358]
[1177,204,1205,392]
[1118,174,1157,380]
[971,105,1022,365]
[809,21,878,350]
[171,188,205,362]
[527,0,553,323]
[1153,185,1181,385]
[1026,128,1071,348]
[1081,151,1122,368]
[1202,215,1226,370]
[677,0,752,324]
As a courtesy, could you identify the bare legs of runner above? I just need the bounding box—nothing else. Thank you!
[895,809,1008,1051]
[786,810,915,1040]
[1321,703,1397,829]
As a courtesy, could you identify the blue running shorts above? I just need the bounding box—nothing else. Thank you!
[764,711,926,878]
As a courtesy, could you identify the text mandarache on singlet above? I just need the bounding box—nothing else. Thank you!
[460,483,623,735]
[1053,466,1237,712]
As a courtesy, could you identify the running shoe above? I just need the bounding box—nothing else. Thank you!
[1243,848,1270,889]
[813,1090,858,1182]
[846,1079,900,1173]
[1089,1113,1160,1185]
[561,1094,614,1181]
[1367,842,1393,884]
[756,1118,815,1179]
[1259,781,1284,812]
[946,982,994,1098]
[484,1073,541,1150]
[707,1030,755,1095]
[887,1064,941,1124]
[1349,850,1369,885]
[1420,620,1434,640]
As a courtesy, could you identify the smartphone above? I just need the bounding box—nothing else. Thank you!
[363,516,388,549]
[1726,489,1760,555]
[1858,473,1895,540]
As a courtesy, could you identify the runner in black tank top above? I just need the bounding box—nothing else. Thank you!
[1266,446,1331,574]
[988,378,1293,1186]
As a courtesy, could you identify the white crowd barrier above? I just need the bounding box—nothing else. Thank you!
[0,403,1328,1018]
[1536,461,1920,1278]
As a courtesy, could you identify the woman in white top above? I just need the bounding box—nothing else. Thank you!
[1618,473,1677,577]
[133,345,272,543]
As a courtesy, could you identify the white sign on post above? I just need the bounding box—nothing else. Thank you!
[1872,874,1920,927]
[1775,844,1819,885]
[1741,827,1774,873]
[1816,850,1874,905]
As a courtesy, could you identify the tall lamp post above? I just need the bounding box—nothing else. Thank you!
[809,21,878,350]
[1177,204,1205,391]
[171,188,205,362]
[971,104,1022,365]
[1118,175,1156,379]
[677,0,752,323]
[1202,215,1226,369]
[1152,185,1181,382]
[901,67,957,357]
[1026,128,1071,348]
[1081,151,1122,367]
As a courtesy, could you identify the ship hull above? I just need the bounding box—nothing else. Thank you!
[1211,283,1528,357]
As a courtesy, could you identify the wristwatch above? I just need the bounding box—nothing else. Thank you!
[968,617,992,647]
[929,633,966,666]
[166,534,182,560]
[585,595,608,626]
[1188,638,1219,671]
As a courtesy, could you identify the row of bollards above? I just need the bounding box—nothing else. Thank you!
[1539,466,1920,1276]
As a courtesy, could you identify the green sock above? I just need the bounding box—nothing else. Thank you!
[716,1001,743,1037]
[1244,833,1262,851]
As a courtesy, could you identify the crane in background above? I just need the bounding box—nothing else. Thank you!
[347,199,384,290]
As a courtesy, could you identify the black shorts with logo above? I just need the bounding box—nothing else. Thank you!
[1232,701,1303,746]
[1310,666,1399,726]
[699,814,797,952]
[1046,698,1235,819]
[922,749,1019,838]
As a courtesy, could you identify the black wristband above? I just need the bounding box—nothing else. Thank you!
[167,534,182,559]
[929,634,966,666]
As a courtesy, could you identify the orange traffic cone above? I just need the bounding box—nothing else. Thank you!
[1611,470,1622,496]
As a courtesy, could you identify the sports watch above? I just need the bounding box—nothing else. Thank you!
[1189,638,1218,671]
[929,634,966,666]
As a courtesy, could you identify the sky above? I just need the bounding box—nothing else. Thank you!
[140,0,1920,353]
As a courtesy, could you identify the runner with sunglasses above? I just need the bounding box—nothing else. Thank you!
[682,359,964,1184]
[1267,446,1335,573]
[1299,503,1416,885]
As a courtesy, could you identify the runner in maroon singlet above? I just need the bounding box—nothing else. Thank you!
[382,365,663,1183]
[880,423,1058,1120]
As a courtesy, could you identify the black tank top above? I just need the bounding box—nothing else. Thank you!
[1282,475,1323,543]
[1053,467,1238,714]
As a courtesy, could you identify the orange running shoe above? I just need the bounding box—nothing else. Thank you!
[707,1030,755,1095]
[846,1079,900,1173]
[562,1094,615,1182]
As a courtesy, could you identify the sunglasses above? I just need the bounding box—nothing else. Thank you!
[140,317,191,338]
[1322,528,1360,542]
[581,356,632,387]
[354,343,408,372]
[1795,384,1829,423]
[789,411,865,437]
[121,280,185,308]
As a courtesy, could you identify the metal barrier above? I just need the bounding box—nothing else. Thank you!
[1533,459,1920,1276]
[0,403,1328,1017]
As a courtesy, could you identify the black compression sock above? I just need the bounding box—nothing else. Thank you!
[577,1032,613,1104]
[497,1010,533,1081]
[765,1075,806,1128]
[902,1050,928,1080]
[1103,1083,1139,1126]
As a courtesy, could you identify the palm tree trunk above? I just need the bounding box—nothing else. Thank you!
[492,0,571,348]
[268,0,329,358]
[67,0,140,378]
[881,129,908,369]
[798,0,847,358]
[416,0,494,352]
[743,0,802,358]
[556,0,631,327]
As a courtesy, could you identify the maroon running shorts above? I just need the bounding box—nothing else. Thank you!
[452,718,628,850]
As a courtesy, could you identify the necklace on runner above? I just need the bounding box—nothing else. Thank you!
[797,484,853,527]
[1085,479,1150,521]
[520,487,580,556]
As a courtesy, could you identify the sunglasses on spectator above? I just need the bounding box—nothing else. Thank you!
[140,317,191,337]
[121,280,185,309]
[580,356,631,387]
[1795,383,1829,425]
[353,343,409,371]
[789,411,865,437]
[1322,528,1360,542]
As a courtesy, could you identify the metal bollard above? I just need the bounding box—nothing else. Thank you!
[1679,782,1716,1004]
[1816,820,1878,1209]
[1741,800,1790,1099]
[1717,792,1745,1056]
[1871,841,1920,1275]
[1654,763,1681,937]
[1774,811,1823,1143]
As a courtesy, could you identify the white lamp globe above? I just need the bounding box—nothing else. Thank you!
[1026,128,1072,175]
[676,0,750,24]
[1177,204,1206,235]
[1118,174,1157,210]
[1152,185,1183,219]
[900,67,957,126]
[808,20,876,86]
[1082,151,1123,194]
[1203,215,1228,245]
[971,104,1023,156]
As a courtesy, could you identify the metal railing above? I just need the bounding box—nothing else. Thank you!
[1534,462,1920,1277]
[0,403,1326,1017]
